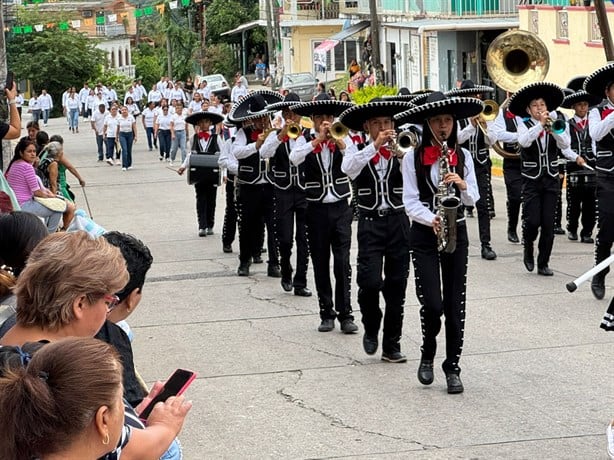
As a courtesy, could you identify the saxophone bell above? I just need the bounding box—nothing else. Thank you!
[435,140,461,254]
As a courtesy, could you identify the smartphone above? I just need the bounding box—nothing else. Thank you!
[5,71,14,92]
[139,368,196,420]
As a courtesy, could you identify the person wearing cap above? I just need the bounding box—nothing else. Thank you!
[447,80,497,261]
[177,111,225,237]
[229,90,283,277]
[339,98,412,362]
[288,93,358,334]
[396,91,481,394]
[561,83,600,244]
[511,82,584,276]
[260,93,312,297]
[585,63,614,300]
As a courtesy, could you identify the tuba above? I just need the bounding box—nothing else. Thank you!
[435,140,461,254]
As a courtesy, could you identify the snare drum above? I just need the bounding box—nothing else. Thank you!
[186,153,221,186]
[567,170,596,190]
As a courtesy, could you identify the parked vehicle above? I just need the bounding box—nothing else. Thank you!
[195,74,231,100]
[281,73,317,101]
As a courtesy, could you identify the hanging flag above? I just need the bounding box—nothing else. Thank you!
[34,24,43,32]
[72,20,81,28]
[134,8,143,17]
[144,6,153,15]
[169,1,178,9]
[59,22,69,30]
[108,14,117,23]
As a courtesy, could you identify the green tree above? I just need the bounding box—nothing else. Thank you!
[202,43,236,80]
[206,0,250,45]
[133,44,164,89]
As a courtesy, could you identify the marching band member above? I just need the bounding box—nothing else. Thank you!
[177,111,225,237]
[260,93,312,297]
[510,82,583,276]
[446,80,497,260]
[396,92,481,394]
[218,118,239,254]
[584,63,614,300]
[339,98,412,362]
[289,93,358,334]
[229,91,282,277]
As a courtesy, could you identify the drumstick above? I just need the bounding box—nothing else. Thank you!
[582,164,595,171]
[566,253,614,292]
[166,166,179,173]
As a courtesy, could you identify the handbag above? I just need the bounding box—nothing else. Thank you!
[34,196,67,212]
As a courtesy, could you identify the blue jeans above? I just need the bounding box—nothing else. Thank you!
[31,109,41,123]
[119,131,134,168]
[20,198,62,233]
[96,134,104,160]
[43,109,50,124]
[158,129,171,159]
[145,126,155,149]
[69,108,79,130]
[170,130,187,162]
[106,137,117,160]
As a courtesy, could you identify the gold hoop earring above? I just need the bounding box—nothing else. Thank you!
[102,433,110,445]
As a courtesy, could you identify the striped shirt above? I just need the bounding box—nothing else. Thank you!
[5,160,40,205]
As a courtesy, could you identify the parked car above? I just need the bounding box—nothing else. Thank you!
[281,73,317,101]
[195,74,231,101]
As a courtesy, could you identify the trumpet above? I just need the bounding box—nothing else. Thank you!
[480,99,499,122]
[389,130,419,157]
[544,116,566,134]
[286,121,302,139]
[329,121,349,140]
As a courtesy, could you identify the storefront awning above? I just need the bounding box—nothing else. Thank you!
[221,19,266,37]
[314,20,370,53]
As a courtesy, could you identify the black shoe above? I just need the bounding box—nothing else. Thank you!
[417,359,434,385]
[466,209,474,218]
[362,334,378,355]
[381,351,407,363]
[537,265,554,276]
[553,227,566,235]
[237,263,250,276]
[281,279,293,292]
[581,236,594,244]
[206,228,214,235]
[568,232,578,241]
[252,255,263,264]
[481,245,497,260]
[507,230,520,244]
[267,265,282,278]
[489,210,496,219]
[294,287,312,297]
[340,318,359,334]
[523,246,534,272]
[592,276,606,300]
[445,373,464,394]
[198,228,207,237]
[318,318,335,332]
[223,244,232,253]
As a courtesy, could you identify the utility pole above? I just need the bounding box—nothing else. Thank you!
[0,1,9,171]
[594,0,614,61]
[265,0,275,84]
[368,0,382,84]
[271,0,281,90]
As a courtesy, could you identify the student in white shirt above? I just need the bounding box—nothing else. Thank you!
[154,104,173,161]
[117,106,137,170]
[103,105,121,165]
[170,103,189,165]
[39,89,53,126]
[141,101,158,151]
[91,103,108,161]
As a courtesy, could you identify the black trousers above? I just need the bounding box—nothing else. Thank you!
[475,164,492,245]
[357,211,410,354]
[222,177,238,247]
[274,187,309,289]
[566,181,596,238]
[410,222,468,374]
[595,176,614,280]
[194,181,217,230]
[237,182,279,266]
[503,160,522,233]
[522,175,559,268]
[554,174,564,228]
[306,199,353,321]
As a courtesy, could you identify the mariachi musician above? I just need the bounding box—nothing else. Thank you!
[177,111,225,237]
[561,84,600,244]
[584,63,614,300]
[289,93,358,334]
[218,117,239,254]
[339,98,413,362]
[229,90,283,277]
[260,92,312,297]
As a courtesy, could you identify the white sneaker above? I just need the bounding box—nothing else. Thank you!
[169,161,173,167]
[115,159,121,165]
[122,167,127,171]
[106,158,114,166]
[127,166,133,170]
[607,420,614,459]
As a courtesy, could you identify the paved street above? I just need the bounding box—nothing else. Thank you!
[19,116,614,459]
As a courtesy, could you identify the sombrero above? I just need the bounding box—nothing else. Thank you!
[289,93,353,117]
[561,89,602,109]
[566,76,587,92]
[338,98,414,132]
[382,89,433,102]
[265,92,301,112]
[393,91,483,125]
[508,82,565,116]
[185,110,224,126]
[584,62,614,96]
[228,90,282,122]
[445,80,494,98]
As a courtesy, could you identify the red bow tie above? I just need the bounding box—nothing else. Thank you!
[312,140,336,154]
[350,134,363,144]
[198,131,210,141]
[422,146,457,167]
[280,135,290,143]
[372,146,392,164]
[505,109,516,119]
[576,119,587,130]
[250,130,262,142]
[602,108,614,120]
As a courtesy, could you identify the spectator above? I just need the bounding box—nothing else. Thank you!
[348,59,361,77]
[255,58,267,81]
[231,79,248,103]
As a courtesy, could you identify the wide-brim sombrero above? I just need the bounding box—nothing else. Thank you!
[265,92,302,112]
[508,82,565,117]
[185,111,224,126]
[290,100,354,117]
[445,85,494,98]
[393,92,483,125]
[339,100,414,132]
[383,89,433,103]
[584,63,614,97]
[561,90,602,109]
[228,90,282,122]
[566,76,587,92]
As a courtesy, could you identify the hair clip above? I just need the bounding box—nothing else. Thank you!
[15,347,32,366]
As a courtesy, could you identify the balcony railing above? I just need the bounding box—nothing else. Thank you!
[357,0,518,16]
[96,24,127,37]
[279,0,340,20]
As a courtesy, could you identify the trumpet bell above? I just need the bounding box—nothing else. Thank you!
[287,122,302,139]
[547,118,566,135]
[481,99,499,121]
[329,121,349,140]
[396,131,419,151]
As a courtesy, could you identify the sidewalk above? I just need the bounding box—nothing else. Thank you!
[37,116,614,458]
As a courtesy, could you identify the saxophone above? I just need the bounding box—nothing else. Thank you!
[435,140,461,253]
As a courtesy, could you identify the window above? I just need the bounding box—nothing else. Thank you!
[557,11,568,40]
[590,11,602,42]
[312,40,362,73]
[529,10,539,35]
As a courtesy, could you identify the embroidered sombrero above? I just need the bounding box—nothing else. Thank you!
[445,80,494,98]
[383,88,433,102]
[338,98,414,132]
[566,76,587,92]
[508,82,565,116]
[584,63,614,97]
[264,92,301,112]
[185,110,224,126]
[289,93,354,117]
[393,91,483,125]
[228,90,282,122]
[561,89,602,109]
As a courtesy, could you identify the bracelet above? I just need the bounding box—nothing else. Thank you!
[8,99,16,105]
